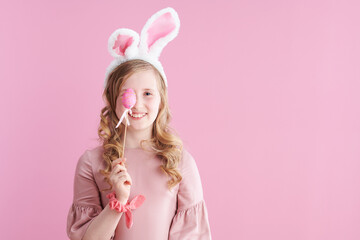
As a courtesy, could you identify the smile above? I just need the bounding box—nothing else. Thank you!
[129,112,147,119]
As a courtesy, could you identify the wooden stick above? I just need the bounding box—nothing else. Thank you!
[121,122,127,158]
[121,121,131,185]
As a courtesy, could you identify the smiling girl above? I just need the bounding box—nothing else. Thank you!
[66,8,211,240]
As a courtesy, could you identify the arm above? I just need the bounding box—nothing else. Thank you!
[67,150,126,240]
[83,205,123,240]
[168,150,212,240]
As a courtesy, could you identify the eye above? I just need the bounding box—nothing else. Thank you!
[144,92,152,96]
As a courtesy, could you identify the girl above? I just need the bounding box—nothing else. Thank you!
[66,8,211,240]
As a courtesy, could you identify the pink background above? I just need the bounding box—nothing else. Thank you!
[1,0,359,239]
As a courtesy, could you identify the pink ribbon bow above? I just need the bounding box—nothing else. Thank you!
[106,192,145,229]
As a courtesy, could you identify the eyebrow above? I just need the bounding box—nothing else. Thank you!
[120,88,155,93]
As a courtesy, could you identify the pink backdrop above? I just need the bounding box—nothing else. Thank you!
[1,0,359,239]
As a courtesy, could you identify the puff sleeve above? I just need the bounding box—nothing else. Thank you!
[169,150,212,240]
[66,150,104,240]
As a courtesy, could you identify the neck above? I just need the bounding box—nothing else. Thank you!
[124,127,152,149]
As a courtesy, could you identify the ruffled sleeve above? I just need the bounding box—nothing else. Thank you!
[66,150,105,240]
[169,150,212,240]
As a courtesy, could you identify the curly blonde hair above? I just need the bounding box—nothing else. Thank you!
[98,59,183,191]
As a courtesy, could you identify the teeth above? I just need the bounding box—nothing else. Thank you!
[130,112,146,118]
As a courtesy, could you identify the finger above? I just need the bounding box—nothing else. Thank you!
[126,176,132,185]
[123,178,132,186]
[114,172,132,184]
[111,159,124,168]
[119,158,127,165]
[115,171,128,178]
[117,175,131,185]
[112,164,127,174]
[114,164,127,171]
[110,170,127,182]
[111,172,126,181]
[111,158,127,168]
[123,173,132,185]
[111,159,121,167]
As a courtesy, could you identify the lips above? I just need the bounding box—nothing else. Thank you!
[131,111,146,114]
[128,112,147,119]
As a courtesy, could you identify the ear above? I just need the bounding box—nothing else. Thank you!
[140,7,180,59]
[108,28,140,59]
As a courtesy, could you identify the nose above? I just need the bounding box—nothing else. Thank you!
[132,92,142,109]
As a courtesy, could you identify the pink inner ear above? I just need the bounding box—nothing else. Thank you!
[113,34,134,56]
[147,12,176,49]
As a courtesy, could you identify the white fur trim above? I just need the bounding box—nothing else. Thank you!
[108,28,140,59]
[104,55,167,89]
[104,7,179,89]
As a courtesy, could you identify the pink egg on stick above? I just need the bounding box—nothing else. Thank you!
[115,88,137,128]
[122,88,137,109]
[115,88,137,161]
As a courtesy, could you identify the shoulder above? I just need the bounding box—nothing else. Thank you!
[176,148,205,209]
[75,146,104,176]
[178,148,202,185]
[181,148,193,161]
[178,148,199,175]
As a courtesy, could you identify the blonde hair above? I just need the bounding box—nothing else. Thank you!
[98,59,183,191]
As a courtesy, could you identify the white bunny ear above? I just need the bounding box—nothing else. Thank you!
[108,28,140,59]
[139,7,180,59]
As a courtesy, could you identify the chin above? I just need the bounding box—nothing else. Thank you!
[129,124,152,132]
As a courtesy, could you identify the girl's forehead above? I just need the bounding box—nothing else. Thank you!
[121,70,159,90]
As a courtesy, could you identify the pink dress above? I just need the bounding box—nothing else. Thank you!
[66,146,212,240]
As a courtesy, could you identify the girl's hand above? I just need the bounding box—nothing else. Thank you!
[109,158,132,204]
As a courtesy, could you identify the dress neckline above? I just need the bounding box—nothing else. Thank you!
[124,146,157,155]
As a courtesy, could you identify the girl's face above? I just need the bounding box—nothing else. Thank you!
[116,69,161,135]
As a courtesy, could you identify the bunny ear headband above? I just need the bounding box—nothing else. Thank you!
[104,7,180,88]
